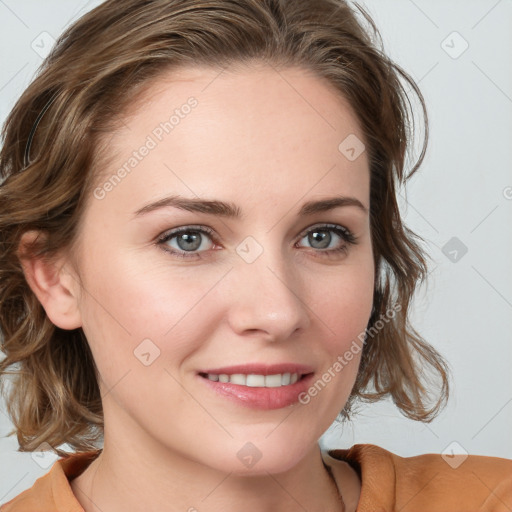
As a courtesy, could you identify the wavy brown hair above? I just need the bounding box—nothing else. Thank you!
[0,0,449,456]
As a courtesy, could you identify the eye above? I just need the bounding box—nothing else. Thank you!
[157,225,217,259]
[156,223,358,260]
[296,223,358,258]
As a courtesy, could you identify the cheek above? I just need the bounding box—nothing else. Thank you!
[312,257,374,347]
[305,254,374,396]
[76,252,228,375]
[298,270,372,417]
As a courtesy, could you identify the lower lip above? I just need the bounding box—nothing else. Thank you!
[198,373,314,410]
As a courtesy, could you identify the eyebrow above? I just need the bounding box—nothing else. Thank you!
[133,194,368,219]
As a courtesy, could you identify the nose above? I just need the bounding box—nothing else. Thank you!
[225,247,311,342]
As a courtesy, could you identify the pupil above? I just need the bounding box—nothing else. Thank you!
[178,232,201,251]
[310,230,330,249]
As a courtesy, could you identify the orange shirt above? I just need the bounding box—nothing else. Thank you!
[1,444,511,511]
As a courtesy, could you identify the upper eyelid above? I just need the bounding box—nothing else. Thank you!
[298,223,351,236]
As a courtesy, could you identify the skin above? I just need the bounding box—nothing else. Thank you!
[20,62,374,512]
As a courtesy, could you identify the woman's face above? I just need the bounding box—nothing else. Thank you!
[69,63,374,474]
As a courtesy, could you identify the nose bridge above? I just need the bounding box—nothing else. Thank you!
[226,235,310,340]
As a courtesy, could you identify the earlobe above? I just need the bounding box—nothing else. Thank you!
[17,230,83,330]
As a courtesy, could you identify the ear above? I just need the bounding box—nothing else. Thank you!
[17,230,83,330]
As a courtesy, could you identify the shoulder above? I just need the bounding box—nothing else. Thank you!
[0,450,100,512]
[324,443,512,512]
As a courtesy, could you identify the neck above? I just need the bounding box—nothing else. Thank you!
[71,438,350,512]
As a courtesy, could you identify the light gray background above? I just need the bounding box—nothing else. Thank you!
[1,0,511,504]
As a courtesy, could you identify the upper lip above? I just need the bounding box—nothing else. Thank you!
[198,363,315,376]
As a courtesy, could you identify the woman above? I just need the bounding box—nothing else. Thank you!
[0,0,510,511]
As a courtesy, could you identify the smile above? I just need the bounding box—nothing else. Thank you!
[197,364,315,410]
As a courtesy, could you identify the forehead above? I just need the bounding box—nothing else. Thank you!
[90,63,369,216]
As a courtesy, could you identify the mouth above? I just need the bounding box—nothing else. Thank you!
[196,364,315,410]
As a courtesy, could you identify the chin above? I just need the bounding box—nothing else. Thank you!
[199,431,318,476]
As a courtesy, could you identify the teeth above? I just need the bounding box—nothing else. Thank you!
[246,374,265,387]
[206,372,301,387]
[265,374,282,388]
[230,374,246,385]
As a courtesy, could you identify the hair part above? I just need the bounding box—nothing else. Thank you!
[0,0,449,456]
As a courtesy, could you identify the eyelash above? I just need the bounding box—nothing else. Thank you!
[156,223,358,260]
